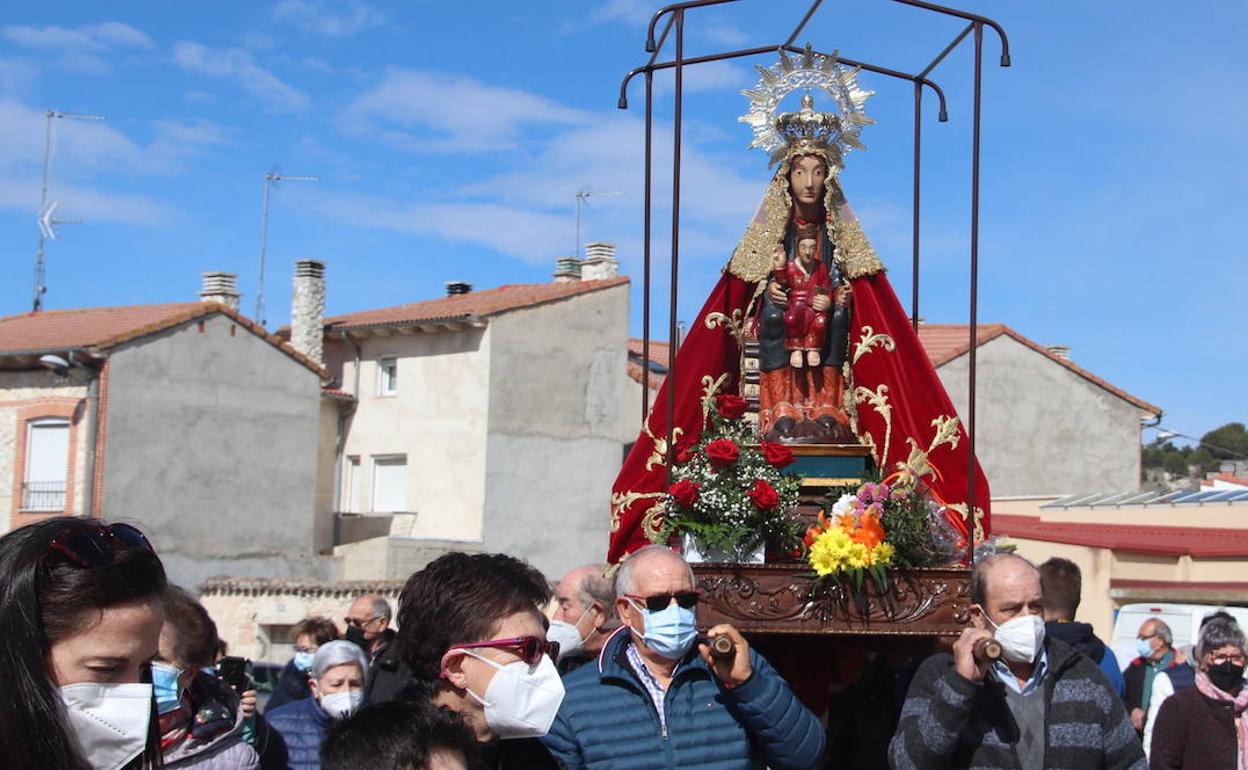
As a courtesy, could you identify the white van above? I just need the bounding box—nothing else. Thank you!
[1110,603,1248,672]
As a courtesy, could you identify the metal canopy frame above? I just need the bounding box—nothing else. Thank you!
[618,0,1009,518]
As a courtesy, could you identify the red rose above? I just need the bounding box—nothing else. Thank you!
[747,479,780,510]
[715,394,749,420]
[760,441,795,468]
[668,480,701,508]
[704,438,740,468]
[674,438,698,465]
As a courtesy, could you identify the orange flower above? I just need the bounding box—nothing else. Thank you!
[851,511,885,548]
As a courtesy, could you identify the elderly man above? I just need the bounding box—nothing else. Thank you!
[542,545,825,769]
[889,552,1144,770]
[1124,617,1182,736]
[548,564,616,674]
[345,593,413,705]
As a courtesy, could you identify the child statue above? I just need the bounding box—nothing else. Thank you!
[772,236,833,369]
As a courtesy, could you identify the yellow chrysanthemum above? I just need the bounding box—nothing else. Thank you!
[874,542,896,566]
[808,527,853,576]
[846,541,868,569]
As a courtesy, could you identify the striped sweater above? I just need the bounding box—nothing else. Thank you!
[888,637,1145,770]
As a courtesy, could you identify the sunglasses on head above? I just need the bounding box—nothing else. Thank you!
[626,591,700,613]
[451,636,560,666]
[48,523,153,569]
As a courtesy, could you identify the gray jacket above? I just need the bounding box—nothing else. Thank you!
[163,677,260,770]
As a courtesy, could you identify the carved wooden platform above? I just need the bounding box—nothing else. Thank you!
[694,563,972,637]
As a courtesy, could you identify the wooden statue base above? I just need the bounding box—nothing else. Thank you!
[694,563,972,637]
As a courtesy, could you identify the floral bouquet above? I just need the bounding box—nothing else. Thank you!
[655,392,804,560]
[805,476,959,591]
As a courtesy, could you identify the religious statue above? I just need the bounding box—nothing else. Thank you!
[608,46,990,564]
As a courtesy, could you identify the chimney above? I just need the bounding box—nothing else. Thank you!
[200,272,240,310]
[581,242,619,280]
[446,281,472,296]
[553,257,583,283]
[1047,344,1071,360]
[291,259,326,364]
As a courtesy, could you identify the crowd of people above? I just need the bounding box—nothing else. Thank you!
[3,516,1247,769]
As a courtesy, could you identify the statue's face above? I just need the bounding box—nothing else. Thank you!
[797,239,818,263]
[788,155,828,206]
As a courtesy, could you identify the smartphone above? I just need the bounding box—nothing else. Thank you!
[218,655,249,692]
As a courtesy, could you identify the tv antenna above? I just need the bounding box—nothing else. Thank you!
[32,110,106,312]
[256,170,319,327]
[575,187,623,259]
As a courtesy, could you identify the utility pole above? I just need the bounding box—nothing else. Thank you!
[256,171,318,327]
[33,110,105,311]
[575,187,623,259]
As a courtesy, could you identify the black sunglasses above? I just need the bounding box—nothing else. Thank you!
[49,523,153,568]
[626,592,700,613]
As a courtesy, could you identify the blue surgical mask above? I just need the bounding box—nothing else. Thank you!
[293,651,315,672]
[1136,637,1155,659]
[151,661,184,715]
[635,601,698,660]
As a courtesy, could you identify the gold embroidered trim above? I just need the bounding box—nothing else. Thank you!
[642,422,684,472]
[834,219,884,279]
[851,325,896,364]
[852,384,892,463]
[705,308,747,347]
[610,491,665,533]
[945,502,986,544]
[641,503,667,542]
[896,415,962,481]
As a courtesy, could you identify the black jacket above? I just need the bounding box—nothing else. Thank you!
[263,660,311,713]
[363,632,425,705]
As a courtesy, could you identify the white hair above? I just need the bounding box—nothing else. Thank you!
[311,639,369,681]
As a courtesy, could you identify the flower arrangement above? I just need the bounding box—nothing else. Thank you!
[655,392,804,559]
[804,475,959,591]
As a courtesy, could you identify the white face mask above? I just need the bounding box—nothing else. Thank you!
[462,651,566,739]
[546,606,594,662]
[988,613,1046,664]
[60,682,153,770]
[319,689,364,719]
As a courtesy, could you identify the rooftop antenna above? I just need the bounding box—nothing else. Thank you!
[256,170,319,327]
[575,187,623,259]
[32,110,106,312]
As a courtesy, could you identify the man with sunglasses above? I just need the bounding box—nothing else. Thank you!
[543,545,825,770]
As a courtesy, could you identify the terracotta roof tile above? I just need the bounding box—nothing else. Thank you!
[324,277,630,331]
[0,302,327,378]
[917,323,1161,416]
[994,512,1248,557]
[627,338,671,387]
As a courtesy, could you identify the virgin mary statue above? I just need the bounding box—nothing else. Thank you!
[608,48,990,563]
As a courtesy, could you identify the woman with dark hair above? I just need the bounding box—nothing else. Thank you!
[156,586,260,769]
[265,616,340,713]
[0,516,168,770]
[1151,617,1248,769]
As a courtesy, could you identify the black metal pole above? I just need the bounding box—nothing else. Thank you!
[665,9,684,480]
[966,22,983,547]
[642,70,654,420]
[911,79,922,331]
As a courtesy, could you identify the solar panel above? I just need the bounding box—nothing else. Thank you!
[1118,491,1161,505]
[1174,490,1225,503]
[1204,489,1242,503]
[1227,490,1248,502]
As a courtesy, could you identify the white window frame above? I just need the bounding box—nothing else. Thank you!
[371,454,407,514]
[343,456,360,513]
[378,357,398,396]
[23,418,70,512]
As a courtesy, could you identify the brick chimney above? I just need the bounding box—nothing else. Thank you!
[291,260,326,364]
[553,257,583,283]
[581,242,619,280]
[200,272,241,310]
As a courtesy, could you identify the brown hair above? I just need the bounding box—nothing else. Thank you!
[292,616,339,646]
[162,585,220,669]
[1038,557,1082,619]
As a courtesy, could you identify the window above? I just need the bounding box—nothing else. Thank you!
[343,456,360,513]
[260,623,295,664]
[23,419,70,511]
[372,455,407,513]
[378,357,398,396]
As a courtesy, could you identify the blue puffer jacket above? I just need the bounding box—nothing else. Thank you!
[266,696,332,770]
[542,630,825,770]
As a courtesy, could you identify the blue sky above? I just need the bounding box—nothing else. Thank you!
[1,1,1243,444]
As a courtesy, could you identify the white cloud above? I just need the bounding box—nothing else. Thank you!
[339,68,592,152]
[652,60,749,96]
[271,0,384,38]
[1,22,152,73]
[704,23,748,47]
[173,42,308,111]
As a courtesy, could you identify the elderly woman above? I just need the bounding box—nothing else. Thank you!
[266,640,368,770]
[1151,617,1248,769]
